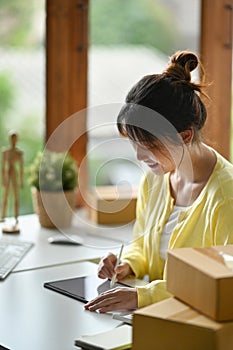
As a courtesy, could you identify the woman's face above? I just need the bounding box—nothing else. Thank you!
[132,141,179,175]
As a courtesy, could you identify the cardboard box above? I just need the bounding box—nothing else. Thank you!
[133,298,233,350]
[87,186,137,224]
[167,245,233,321]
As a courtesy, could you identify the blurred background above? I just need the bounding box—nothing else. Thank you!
[1,0,227,216]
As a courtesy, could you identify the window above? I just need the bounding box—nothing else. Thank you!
[0,0,45,215]
[88,0,201,188]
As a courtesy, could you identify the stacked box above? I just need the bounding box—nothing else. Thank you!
[87,186,137,224]
[133,246,233,349]
[167,245,233,321]
[132,298,233,350]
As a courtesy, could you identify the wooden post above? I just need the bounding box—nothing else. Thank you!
[200,0,233,159]
[46,0,89,205]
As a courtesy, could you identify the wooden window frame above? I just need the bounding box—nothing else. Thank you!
[46,0,89,205]
[201,0,233,159]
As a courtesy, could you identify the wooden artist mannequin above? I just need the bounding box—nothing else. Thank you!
[1,131,24,233]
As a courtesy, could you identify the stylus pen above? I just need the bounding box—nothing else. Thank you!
[110,243,124,288]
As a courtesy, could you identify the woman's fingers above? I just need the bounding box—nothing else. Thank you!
[84,289,114,309]
[97,253,117,279]
[115,263,132,281]
[84,287,138,313]
[86,296,118,312]
[98,266,112,279]
[97,254,133,282]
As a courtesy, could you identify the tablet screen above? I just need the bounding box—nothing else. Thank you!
[44,275,126,303]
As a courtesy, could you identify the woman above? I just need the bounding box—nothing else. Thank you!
[85,50,233,313]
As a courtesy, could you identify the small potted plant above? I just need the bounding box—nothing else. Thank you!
[28,150,78,228]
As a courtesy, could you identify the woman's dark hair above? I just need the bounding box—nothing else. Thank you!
[117,50,207,147]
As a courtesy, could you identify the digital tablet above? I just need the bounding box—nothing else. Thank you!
[44,274,128,303]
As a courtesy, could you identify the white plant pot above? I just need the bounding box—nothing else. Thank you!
[31,187,77,228]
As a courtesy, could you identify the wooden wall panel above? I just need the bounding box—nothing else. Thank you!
[46,0,89,205]
[201,0,233,159]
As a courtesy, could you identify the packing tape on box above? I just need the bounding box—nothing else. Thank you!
[219,251,233,269]
[195,247,233,270]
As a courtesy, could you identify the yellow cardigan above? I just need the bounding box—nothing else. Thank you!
[122,150,233,308]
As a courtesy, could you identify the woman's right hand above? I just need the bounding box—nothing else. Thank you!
[98,253,133,281]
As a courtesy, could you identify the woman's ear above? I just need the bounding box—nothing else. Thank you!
[180,129,194,145]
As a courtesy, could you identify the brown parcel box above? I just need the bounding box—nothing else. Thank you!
[167,245,233,321]
[133,298,233,350]
[87,186,137,224]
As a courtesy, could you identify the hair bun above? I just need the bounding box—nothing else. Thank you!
[163,50,199,83]
[170,51,198,72]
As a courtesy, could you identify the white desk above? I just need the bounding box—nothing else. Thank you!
[0,210,133,272]
[0,261,121,350]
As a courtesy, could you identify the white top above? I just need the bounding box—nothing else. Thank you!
[160,205,187,260]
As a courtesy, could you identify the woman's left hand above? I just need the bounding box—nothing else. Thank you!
[84,287,138,313]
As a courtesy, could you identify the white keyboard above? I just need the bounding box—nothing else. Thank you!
[0,238,33,280]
